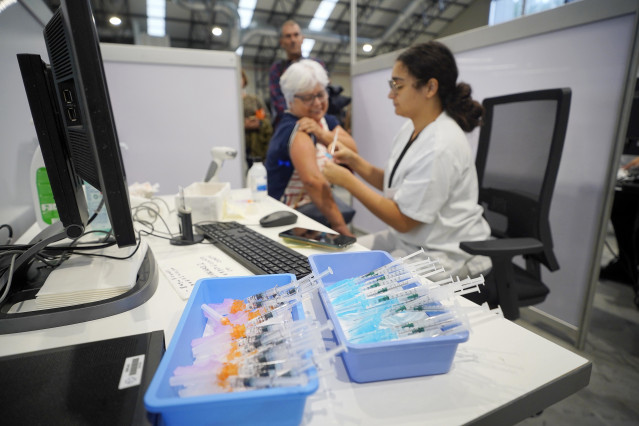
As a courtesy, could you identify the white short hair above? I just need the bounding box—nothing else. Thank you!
[280,59,329,109]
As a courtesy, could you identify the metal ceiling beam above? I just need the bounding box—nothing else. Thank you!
[81,0,475,78]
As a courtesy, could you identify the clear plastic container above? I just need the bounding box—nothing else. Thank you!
[247,161,267,202]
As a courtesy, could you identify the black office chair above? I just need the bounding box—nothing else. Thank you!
[461,88,572,320]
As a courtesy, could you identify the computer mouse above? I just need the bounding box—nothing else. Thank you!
[259,210,298,227]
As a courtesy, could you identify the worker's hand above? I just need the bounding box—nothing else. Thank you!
[623,156,639,170]
[332,222,354,237]
[322,160,353,187]
[328,141,357,167]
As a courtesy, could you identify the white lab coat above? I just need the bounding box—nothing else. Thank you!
[364,112,491,277]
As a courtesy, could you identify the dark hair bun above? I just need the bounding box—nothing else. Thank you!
[447,82,483,132]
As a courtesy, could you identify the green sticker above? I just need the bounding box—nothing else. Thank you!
[35,167,59,225]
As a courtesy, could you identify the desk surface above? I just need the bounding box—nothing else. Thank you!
[0,190,591,426]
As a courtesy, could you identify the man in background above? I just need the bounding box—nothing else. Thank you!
[269,20,326,129]
[242,69,272,169]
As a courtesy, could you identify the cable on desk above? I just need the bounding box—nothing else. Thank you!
[0,224,13,245]
[0,250,21,304]
[131,200,176,240]
[603,239,619,260]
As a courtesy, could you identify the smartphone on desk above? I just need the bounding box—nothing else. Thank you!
[278,227,356,249]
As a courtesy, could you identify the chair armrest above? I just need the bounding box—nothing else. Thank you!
[460,238,544,258]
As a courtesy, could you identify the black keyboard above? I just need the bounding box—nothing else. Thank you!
[195,221,312,279]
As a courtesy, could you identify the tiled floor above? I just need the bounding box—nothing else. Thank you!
[518,234,639,425]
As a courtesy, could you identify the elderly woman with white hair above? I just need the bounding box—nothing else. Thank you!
[264,59,357,237]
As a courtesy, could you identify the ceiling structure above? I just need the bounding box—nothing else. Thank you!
[42,0,478,93]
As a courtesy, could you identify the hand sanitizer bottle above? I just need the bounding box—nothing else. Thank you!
[247,161,268,202]
[30,145,59,229]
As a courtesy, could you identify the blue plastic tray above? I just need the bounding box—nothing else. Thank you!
[144,274,318,426]
[308,251,469,383]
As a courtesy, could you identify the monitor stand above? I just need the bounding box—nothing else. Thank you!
[0,222,159,334]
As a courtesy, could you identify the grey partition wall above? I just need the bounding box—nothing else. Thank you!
[100,44,245,193]
[350,0,639,347]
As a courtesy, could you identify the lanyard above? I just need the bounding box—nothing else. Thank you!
[388,130,421,188]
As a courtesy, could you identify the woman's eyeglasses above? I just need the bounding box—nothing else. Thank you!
[388,79,405,94]
[294,90,328,105]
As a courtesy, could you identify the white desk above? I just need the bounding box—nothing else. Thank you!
[0,190,591,425]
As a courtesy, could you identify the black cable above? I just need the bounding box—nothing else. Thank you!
[67,230,147,260]
[149,197,173,214]
[86,197,105,226]
[138,230,173,241]
[0,237,117,253]
[0,224,13,245]
[131,203,175,238]
[0,243,31,251]
[0,250,26,305]
[603,239,619,260]
[41,240,117,252]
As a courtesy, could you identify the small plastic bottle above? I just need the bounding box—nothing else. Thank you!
[247,161,268,202]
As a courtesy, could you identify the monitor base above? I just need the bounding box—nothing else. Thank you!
[0,244,159,334]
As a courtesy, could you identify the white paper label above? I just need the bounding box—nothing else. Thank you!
[118,354,145,389]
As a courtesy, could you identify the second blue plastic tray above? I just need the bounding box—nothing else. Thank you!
[309,251,469,383]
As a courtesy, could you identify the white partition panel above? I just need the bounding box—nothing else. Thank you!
[100,44,245,193]
[351,0,639,343]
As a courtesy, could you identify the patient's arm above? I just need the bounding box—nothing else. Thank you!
[290,132,353,236]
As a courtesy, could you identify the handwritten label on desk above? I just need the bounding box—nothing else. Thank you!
[159,249,250,299]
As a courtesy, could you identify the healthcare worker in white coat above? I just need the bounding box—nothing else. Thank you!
[323,41,491,278]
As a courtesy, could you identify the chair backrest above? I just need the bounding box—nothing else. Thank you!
[475,88,572,272]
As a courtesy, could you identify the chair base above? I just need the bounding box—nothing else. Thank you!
[463,264,550,318]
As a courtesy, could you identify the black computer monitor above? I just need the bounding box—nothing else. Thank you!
[22,0,135,246]
[0,0,157,334]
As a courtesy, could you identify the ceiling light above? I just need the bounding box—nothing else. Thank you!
[309,0,338,31]
[212,26,223,36]
[301,39,316,57]
[362,43,373,53]
[0,0,17,14]
[147,0,165,37]
[238,0,257,29]
[109,16,122,26]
